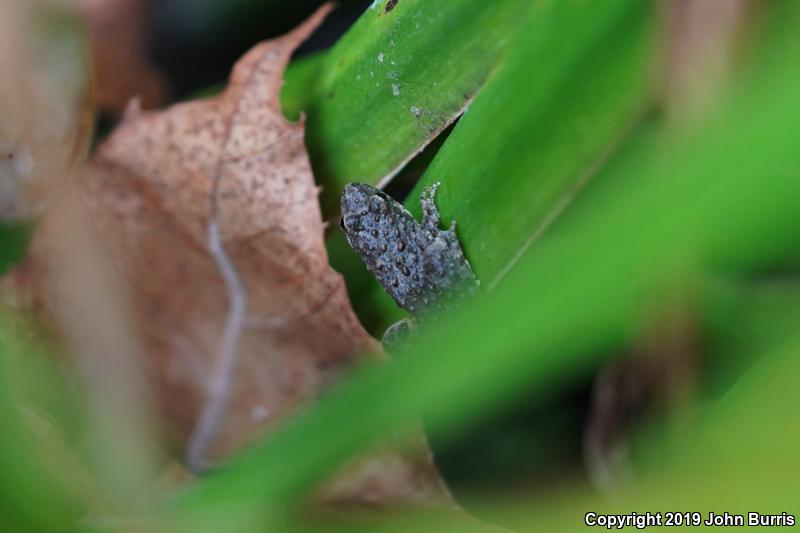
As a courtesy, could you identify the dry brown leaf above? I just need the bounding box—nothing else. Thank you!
[10,4,450,508]
[77,0,169,113]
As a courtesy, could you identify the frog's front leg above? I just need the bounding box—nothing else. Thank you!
[420,182,442,233]
[381,318,417,353]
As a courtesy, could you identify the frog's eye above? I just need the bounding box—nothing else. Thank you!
[341,215,363,232]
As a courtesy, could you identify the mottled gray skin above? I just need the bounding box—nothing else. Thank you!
[340,182,478,347]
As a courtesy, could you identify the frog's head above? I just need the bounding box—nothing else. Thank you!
[340,183,390,233]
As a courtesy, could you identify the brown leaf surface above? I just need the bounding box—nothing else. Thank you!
[77,0,169,113]
[9,4,450,507]
[86,2,365,458]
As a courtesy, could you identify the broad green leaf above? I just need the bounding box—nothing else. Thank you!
[300,0,539,215]
[340,0,659,332]
[281,52,326,122]
[405,0,658,282]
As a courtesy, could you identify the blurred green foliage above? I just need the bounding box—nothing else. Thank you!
[173,0,800,519]
[0,320,83,533]
[0,223,32,275]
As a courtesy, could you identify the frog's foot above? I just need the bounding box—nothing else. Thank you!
[381,318,417,353]
[448,219,457,234]
[420,182,442,231]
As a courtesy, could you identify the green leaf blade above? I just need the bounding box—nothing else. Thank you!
[300,0,538,214]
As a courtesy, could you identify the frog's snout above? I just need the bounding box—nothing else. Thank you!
[341,183,376,218]
[341,184,362,215]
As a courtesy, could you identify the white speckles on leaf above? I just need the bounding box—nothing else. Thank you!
[392,84,401,96]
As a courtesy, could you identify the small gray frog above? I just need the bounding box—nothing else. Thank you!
[340,182,479,349]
